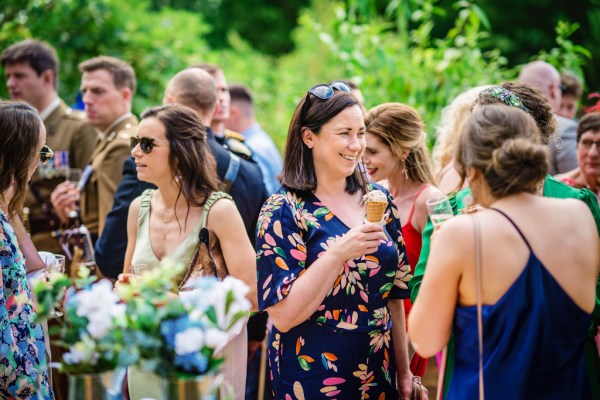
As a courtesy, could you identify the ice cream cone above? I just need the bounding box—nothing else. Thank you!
[366,201,387,223]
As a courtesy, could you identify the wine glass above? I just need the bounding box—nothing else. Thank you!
[129,263,148,276]
[46,254,66,318]
[65,168,82,213]
[425,196,454,229]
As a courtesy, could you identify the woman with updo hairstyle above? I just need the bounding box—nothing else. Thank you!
[363,102,442,379]
[409,104,599,398]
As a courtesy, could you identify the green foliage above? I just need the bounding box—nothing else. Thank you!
[0,0,594,150]
[288,0,510,145]
[0,0,211,113]
[536,21,591,82]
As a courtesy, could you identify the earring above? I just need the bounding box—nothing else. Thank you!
[401,160,408,179]
[307,143,313,149]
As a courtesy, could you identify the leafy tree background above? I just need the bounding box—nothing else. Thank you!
[0,0,597,155]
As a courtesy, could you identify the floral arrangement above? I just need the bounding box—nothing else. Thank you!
[33,263,252,380]
[32,268,129,374]
[116,266,251,378]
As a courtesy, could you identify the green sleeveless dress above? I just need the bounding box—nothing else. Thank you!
[128,189,233,400]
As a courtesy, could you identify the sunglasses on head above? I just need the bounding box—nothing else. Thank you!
[35,144,54,165]
[308,80,352,99]
[300,80,353,124]
[130,136,169,154]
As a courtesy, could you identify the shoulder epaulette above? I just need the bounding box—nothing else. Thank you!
[224,129,246,142]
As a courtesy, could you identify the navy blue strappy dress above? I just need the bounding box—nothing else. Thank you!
[447,208,592,399]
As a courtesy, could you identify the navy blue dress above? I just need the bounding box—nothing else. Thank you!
[448,208,591,399]
[256,185,411,399]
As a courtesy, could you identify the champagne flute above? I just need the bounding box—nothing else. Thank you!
[46,254,66,318]
[425,196,454,229]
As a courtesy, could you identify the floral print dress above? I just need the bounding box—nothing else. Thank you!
[0,210,53,399]
[256,184,411,399]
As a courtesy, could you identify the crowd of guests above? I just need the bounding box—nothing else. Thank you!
[0,37,598,400]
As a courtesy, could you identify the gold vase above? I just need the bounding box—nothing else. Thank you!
[67,368,125,400]
[160,373,222,400]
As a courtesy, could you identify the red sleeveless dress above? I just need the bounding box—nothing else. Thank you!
[401,184,429,377]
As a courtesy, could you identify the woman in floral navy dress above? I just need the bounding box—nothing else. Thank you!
[0,101,53,399]
[256,82,418,399]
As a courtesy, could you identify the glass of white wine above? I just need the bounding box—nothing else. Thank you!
[46,254,66,318]
[426,196,454,229]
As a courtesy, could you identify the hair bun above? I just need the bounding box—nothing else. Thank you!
[489,138,547,195]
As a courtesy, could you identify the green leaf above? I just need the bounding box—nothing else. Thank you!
[298,357,311,371]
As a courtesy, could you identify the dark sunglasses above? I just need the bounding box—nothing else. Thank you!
[34,144,54,165]
[130,136,169,154]
[300,80,353,123]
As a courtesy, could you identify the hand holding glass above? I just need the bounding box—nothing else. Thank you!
[426,196,454,229]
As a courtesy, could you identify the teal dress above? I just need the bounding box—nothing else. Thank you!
[0,210,53,399]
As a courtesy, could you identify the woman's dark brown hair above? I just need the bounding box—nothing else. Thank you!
[0,101,43,217]
[577,112,600,141]
[473,81,556,144]
[459,104,547,198]
[279,88,368,194]
[141,104,219,221]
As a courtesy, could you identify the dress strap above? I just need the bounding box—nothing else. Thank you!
[405,184,429,225]
[139,188,154,208]
[489,207,532,251]
[200,191,234,228]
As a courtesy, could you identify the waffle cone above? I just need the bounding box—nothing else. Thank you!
[366,201,387,222]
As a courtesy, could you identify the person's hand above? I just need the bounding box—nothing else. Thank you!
[50,181,78,224]
[397,370,413,399]
[329,222,386,262]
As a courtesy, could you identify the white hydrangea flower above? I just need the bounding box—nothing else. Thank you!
[203,327,228,349]
[73,280,126,339]
[174,328,205,355]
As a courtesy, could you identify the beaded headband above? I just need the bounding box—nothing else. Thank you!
[480,86,529,113]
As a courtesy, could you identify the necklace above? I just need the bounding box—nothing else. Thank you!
[159,207,176,240]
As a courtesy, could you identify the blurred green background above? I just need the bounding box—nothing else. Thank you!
[2,0,598,150]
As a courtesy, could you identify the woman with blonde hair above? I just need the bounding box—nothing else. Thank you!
[432,85,490,194]
[363,102,442,379]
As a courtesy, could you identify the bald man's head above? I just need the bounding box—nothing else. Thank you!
[518,61,562,112]
[164,68,217,123]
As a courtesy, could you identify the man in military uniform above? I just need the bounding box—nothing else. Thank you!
[51,56,137,241]
[1,40,98,253]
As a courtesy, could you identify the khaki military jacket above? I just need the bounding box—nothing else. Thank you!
[27,100,97,251]
[80,114,138,236]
